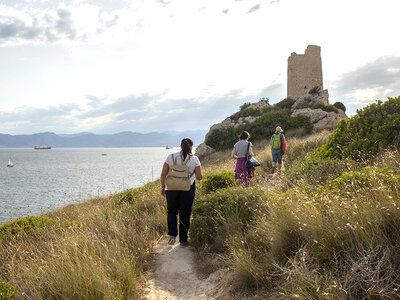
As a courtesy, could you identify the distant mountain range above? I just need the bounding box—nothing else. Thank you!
[0,130,207,148]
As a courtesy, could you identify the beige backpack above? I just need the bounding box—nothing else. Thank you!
[166,154,193,191]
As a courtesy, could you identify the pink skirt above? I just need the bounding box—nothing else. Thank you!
[235,157,255,187]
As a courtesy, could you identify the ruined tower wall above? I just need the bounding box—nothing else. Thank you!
[287,45,323,100]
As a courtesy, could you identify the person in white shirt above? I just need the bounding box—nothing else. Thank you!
[160,138,202,247]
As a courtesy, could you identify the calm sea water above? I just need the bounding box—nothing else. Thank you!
[0,147,177,223]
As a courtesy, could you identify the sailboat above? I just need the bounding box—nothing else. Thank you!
[7,159,14,167]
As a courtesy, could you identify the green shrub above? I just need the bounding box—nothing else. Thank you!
[312,103,339,113]
[206,104,313,151]
[205,126,238,151]
[0,281,17,300]
[200,171,236,194]
[285,155,359,187]
[284,134,329,169]
[333,101,346,112]
[115,183,156,205]
[309,86,321,95]
[0,216,58,237]
[190,187,265,253]
[275,98,296,109]
[317,96,400,160]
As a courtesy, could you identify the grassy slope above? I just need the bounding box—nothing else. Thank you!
[1,129,399,299]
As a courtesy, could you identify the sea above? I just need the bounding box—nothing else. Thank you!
[0,147,177,223]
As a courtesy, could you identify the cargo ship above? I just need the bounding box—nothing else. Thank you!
[34,146,52,150]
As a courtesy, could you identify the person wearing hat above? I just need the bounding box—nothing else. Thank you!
[271,126,286,172]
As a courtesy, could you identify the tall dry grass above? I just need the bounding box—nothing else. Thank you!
[193,133,400,299]
[0,183,166,299]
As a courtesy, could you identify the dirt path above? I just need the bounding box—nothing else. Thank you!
[145,238,228,300]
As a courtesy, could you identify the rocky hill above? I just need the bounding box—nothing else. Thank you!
[196,90,347,156]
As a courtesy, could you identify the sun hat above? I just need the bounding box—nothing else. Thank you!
[275,126,283,133]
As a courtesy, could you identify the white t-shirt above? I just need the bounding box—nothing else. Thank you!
[165,152,201,187]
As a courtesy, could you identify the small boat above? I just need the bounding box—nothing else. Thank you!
[7,159,13,167]
[101,154,107,156]
[166,146,173,149]
[34,146,51,150]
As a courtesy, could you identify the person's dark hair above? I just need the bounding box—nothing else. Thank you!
[239,131,250,140]
[181,138,193,160]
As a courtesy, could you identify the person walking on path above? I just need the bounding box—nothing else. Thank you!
[231,131,255,187]
[271,126,286,173]
[160,138,202,247]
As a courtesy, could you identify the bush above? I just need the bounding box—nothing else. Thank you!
[312,103,339,113]
[0,281,17,300]
[333,101,346,112]
[115,183,156,205]
[275,98,296,109]
[206,102,313,151]
[309,86,321,95]
[284,133,329,169]
[285,155,359,187]
[190,187,265,253]
[0,216,58,238]
[200,171,236,194]
[317,96,400,160]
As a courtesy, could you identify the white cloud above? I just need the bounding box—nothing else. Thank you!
[0,0,399,133]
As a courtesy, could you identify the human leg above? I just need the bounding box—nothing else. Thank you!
[276,151,283,171]
[178,183,196,243]
[272,149,279,172]
[166,190,180,238]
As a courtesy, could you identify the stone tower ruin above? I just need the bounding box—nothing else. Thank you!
[287,45,328,104]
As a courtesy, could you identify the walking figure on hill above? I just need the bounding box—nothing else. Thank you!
[271,126,286,173]
[160,138,202,248]
[231,131,255,187]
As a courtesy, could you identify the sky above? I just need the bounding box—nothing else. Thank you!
[0,0,399,135]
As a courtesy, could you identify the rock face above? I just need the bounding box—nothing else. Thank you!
[292,90,329,110]
[291,108,345,132]
[195,143,216,157]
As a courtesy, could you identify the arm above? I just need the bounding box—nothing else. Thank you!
[249,146,254,156]
[194,166,202,181]
[160,162,169,196]
[231,148,238,159]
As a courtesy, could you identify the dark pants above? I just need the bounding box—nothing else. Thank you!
[165,182,195,243]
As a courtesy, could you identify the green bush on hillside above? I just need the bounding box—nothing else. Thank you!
[115,183,156,205]
[275,98,296,109]
[190,186,265,253]
[312,103,339,113]
[206,108,313,151]
[200,171,236,194]
[285,154,358,187]
[317,96,400,160]
[284,134,329,169]
[0,216,58,237]
[333,101,346,112]
[0,281,17,300]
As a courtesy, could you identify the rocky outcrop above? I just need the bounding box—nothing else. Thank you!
[291,108,344,132]
[195,143,216,157]
[292,90,329,110]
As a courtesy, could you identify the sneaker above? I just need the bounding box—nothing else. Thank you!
[180,241,190,248]
[168,236,176,245]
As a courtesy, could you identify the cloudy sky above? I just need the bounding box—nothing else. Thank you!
[0,0,399,135]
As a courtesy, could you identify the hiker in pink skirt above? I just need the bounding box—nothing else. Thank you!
[231,131,255,187]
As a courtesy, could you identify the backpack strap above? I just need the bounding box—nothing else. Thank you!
[172,153,177,166]
[247,142,250,154]
[181,154,196,178]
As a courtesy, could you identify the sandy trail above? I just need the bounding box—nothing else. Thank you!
[145,239,226,300]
